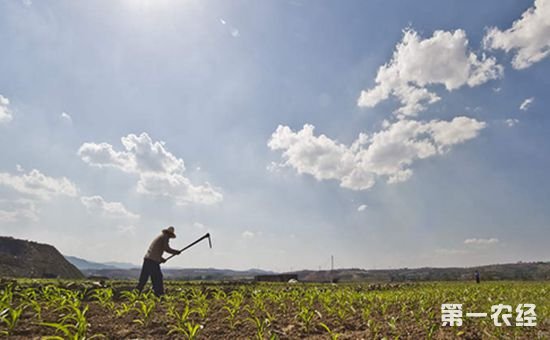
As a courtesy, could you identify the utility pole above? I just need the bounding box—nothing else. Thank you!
[330,255,335,283]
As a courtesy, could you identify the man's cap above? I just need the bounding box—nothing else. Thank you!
[163,226,176,238]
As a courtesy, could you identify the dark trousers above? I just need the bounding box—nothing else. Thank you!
[136,258,164,296]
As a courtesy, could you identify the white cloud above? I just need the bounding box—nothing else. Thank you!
[136,172,222,205]
[60,112,73,124]
[242,230,255,239]
[519,97,534,111]
[357,204,368,212]
[428,117,488,150]
[464,238,499,245]
[484,0,550,69]
[266,161,285,173]
[78,132,222,205]
[0,169,78,200]
[231,28,240,37]
[0,94,13,124]
[268,117,485,190]
[79,132,184,174]
[505,118,519,127]
[80,195,140,220]
[78,142,135,172]
[358,29,503,117]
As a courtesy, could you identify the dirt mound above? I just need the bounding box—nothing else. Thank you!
[0,236,83,279]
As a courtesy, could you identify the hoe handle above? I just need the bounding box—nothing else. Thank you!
[164,233,212,262]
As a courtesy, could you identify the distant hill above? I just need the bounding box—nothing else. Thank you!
[76,260,550,282]
[63,254,274,280]
[64,255,119,270]
[16,247,547,282]
[103,261,137,269]
[83,267,275,280]
[291,261,550,282]
[64,255,138,271]
[0,236,83,279]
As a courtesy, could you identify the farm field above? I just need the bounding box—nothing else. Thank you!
[1,279,548,339]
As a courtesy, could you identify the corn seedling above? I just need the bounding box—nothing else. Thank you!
[114,302,132,318]
[0,305,24,336]
[40,305,102,339]
[296,306,316,332]
[132,300,156,327]
[247,316,270,340]
[90,289,114,310]
[319,322,340,340]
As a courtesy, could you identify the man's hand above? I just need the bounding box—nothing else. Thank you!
[160,258,167,263]
[176,250,182,255]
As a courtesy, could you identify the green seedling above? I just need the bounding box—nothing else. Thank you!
[0,306,24,336]
[132,300,156,327]
[319,322,339,340]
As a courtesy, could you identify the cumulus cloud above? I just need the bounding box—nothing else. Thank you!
[80,195,139,220]
[464,238,499,245]
[78,132,222,205]
[136,172,223,205]
[0,169,78,200]
[358,29,503,116]
[519,97,534,111]
[0,94,13,124]
[484,0,550,69]
[268,117,485,190]
[505,118,519,127]
[357,204,368,212]
[79,133,184,174]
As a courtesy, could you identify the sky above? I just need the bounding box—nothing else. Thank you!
[0,0,549,271]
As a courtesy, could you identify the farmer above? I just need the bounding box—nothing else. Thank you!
[136,226,181,296]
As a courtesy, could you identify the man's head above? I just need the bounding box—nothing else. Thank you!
[162,226,176,238]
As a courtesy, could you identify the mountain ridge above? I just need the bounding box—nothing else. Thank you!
[0,236,83,279]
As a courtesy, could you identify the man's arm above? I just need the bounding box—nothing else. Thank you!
[164,237,181,255]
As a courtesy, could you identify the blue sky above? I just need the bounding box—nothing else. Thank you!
[0,0,549,271]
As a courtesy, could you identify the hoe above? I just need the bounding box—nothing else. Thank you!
[164,233,212,262]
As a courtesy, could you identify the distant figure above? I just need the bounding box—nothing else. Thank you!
[136,226,181,296]
[475,270,480,284]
